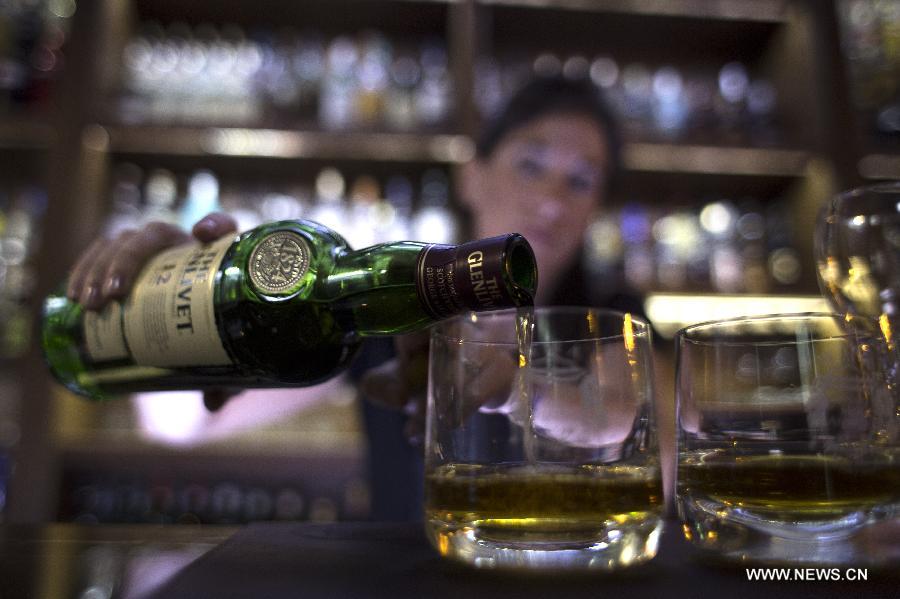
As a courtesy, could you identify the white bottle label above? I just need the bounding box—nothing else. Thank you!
[84,301,129,361]
[83,235,235,367]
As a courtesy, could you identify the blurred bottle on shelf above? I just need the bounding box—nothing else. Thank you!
[256,27,302,125]
[176,482,210,524]
[583,194,802,295]
[346,174,382,248]
[243,486,275,522]
[652,208,701,290]
[385,50,421,130]
[715,61,749,143]
[100,163,466,251]
[411,168,457,244]
[621,63,654,138]
[274,487,306,521]
[292,31,326,118]
[837,0,900,139]
[142,168,179,226]
[414,37,453,128]
[619,203,656,292]
[746,78,779,145]
[222,25,265,125]
[307,166,349,238]
[355,32,391,129]
[683,66,718,140]
[121,21,263,126]
[117,22,460,132]
[764,202,802,289]
[383,174,414,241]
[259,189,305,224]
[66,475,332,524]
[734,199,769,293]
[532,52,563,78]
[479,50,781,146]
[583,214,624,299]
[219,181,263,232]
[700,199,743,293]
[210,482,244,524]
[319,36,359,130]
[0,183,45,359]
[103,163,144,237]
[0,0,72,116]
[473,57,505,119]
[651,66,688,139]
[179,170,221,229]
[562,55,590,81]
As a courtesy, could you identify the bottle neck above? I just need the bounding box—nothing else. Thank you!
[415,234,536,320]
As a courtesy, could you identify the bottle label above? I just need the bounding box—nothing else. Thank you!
[416,236,515,320]
[83,302,129,361]
[83,235,234,367]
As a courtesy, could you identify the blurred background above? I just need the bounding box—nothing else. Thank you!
[0,0,895,531]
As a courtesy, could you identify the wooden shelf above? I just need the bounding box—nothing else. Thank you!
[58,430,365,462]
[479,0,790,23]
[102,125,476,164]
[100,125,810,177]
[857,153,900,180]
[624,143,810,177]
[0,120,55,150]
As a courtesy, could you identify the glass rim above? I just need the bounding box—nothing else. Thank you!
[431,306,651,346]
[675,311,869,346]
[837,180,900,199]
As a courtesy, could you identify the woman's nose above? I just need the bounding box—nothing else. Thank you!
[535,195,565,221]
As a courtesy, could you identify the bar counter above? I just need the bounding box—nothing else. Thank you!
[1,518,897,598]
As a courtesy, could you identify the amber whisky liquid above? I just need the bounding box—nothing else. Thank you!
[426,463,663,540]
[678,451,900,521]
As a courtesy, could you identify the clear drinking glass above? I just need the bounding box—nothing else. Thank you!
[676,313,900,565]
[816,181,900,405]
[424,307,663,571]
[815,181,900,324]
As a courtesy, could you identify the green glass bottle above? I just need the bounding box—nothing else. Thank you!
[42,219,537,400]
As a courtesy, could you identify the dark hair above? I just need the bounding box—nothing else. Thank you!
[475,74,622,196]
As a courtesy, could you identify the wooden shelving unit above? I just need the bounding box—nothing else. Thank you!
[478,0,791,22]
[104,126,476,163]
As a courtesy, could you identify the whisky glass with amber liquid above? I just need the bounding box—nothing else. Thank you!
[676,313,900,565]
[424,307,663,571]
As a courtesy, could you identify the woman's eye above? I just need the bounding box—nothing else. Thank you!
[567,173,597,195]
[515,156,544,179]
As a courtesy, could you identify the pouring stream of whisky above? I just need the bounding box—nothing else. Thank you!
[516,306,536,466]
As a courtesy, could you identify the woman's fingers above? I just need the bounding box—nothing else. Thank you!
[192,212,238,243]
[203,388,241,412]
[66,212,238,312]
[66,235,114,304]
[360,331,431,410]
[76,230,141,310]
[360,358,408,410]
[99,222,192,304]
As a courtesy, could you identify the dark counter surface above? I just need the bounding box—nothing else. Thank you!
[0,520,896,599]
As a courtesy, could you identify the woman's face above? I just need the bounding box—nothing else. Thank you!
[462,111,610,300]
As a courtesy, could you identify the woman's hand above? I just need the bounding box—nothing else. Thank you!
[359,331,431,443]
[359,332,519,444]
[66,213,237,310]
[67,212,239,411]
